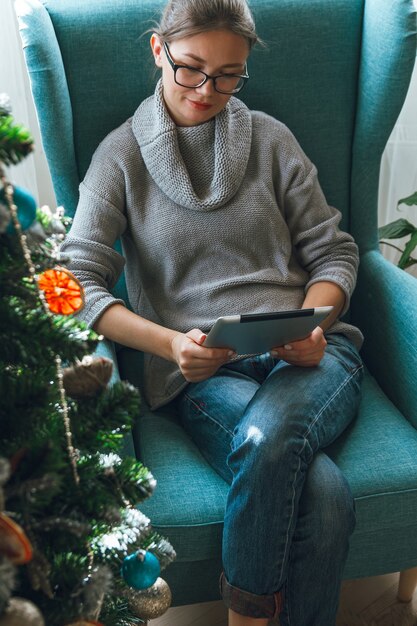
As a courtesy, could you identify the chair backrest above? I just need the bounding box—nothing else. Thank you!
[16,0,416,253]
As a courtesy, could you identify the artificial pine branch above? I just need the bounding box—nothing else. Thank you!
[0,96,175,624]
[6,474,61,508]
[99,597,144,626]
[91,507,153,561]
[0,115,34,166]
[26,552,92,623]
[0,300,98,367]
[31,516,91,537]
[0,236,62,295]
[70,381,141,454]
[54,454,152,522]
[114,457,157,504]
[142,535,177,571]
[0,366,54,442]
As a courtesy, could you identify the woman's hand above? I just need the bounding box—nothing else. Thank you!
[171,329,235,382]
[271,326,327,367]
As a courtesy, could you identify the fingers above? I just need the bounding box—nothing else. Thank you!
[184,329,234,361]
[185,328,207,345]
[271,327,327,367]
[172,329,235,382]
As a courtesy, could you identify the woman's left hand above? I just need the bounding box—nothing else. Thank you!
[271,326,327,367]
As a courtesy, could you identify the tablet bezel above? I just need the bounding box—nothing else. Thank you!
[203,306,333,354]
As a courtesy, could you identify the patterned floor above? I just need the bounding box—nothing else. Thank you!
[150,573,417,626]
[336,575,417,626]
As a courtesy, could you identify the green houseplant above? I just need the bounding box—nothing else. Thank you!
[378,191,417,270]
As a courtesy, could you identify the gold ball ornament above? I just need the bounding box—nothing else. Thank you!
[0,598,44,626]
[127,577,172,620]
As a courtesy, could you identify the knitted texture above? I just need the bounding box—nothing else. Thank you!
[135,81,251,211]
[177,121,215,199]
[62,81,362,409]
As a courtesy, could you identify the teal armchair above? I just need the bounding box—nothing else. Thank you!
[16,0,417,608]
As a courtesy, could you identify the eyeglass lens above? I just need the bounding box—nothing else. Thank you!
[175,67,246,94]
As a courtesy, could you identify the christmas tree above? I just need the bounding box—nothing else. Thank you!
[0,94,175,626]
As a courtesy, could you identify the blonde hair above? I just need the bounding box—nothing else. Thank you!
[153,0,260,49]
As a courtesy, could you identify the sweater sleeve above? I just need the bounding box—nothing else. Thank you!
[278,132,359,316]
[60,132,129,328]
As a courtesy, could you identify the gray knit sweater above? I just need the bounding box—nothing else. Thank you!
[62,80,363,409]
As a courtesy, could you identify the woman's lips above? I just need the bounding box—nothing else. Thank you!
[187,99,213,111]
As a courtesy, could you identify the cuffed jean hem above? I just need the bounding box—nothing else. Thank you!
[220,572,283,619]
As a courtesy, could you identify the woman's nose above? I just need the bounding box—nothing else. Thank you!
[195,77,216,97]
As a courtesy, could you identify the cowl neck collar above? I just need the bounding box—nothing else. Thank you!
[132,80,252,212]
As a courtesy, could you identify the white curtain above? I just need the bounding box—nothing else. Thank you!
[378,54,417,277]
[1,0,417,276]
[0,0,56,208]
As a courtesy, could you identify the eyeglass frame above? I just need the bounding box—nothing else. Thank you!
[163,42,249,94]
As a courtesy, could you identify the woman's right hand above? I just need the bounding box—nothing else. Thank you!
[171,329,235,382]
[93,305,234,382]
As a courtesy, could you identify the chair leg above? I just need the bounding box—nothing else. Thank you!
[397,567,417,603]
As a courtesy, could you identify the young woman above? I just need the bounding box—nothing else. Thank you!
[62,1,364,624]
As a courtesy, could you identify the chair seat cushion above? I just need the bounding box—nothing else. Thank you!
[328,370,417,576]
[327,372,417,515]
[134,368,417,575]
[134,402,227,563]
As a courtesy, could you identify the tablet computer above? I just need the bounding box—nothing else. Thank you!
[203,306,333,354]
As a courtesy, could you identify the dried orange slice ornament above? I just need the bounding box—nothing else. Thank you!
[37,268,84,315]
[0,512,33,564]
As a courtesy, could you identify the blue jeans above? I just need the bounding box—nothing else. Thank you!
[176,334,363,625]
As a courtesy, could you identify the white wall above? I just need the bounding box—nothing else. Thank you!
[1,0,417,276]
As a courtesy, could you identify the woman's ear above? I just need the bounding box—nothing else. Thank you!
[150,34,163,68]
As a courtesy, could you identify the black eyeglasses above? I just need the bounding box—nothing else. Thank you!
[163,42,249,95]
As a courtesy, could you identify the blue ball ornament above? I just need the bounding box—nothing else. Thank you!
[0,185,37,233]
[121,549,161,590]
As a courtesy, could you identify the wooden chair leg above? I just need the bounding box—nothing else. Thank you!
[397,567,417,603]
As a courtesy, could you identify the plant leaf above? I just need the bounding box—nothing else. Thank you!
[378,218,417,240]
[398,231,417,269]
[398,191,417,208]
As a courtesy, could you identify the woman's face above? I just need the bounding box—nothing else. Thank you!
[151,29,249,127]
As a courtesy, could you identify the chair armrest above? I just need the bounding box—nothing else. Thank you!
[95,338,122,385]
[352,250,417,429]
[15,0,80,215]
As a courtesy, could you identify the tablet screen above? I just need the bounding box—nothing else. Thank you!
[203,306,333,354]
